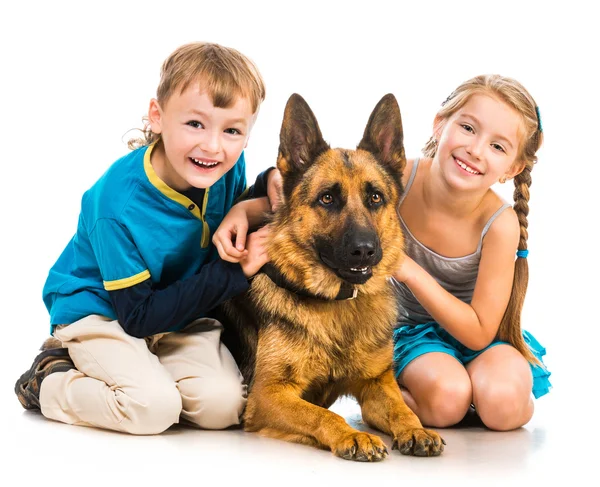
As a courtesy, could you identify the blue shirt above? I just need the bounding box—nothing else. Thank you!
[43,143,247,332]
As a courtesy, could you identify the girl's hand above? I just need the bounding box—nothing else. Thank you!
[240,225,270,278]
[267,169,283,211]
[393,255,417,284]
[213,204,250,263]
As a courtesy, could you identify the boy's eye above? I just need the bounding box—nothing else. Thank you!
[224,128,241,135]
[187,121,203,129]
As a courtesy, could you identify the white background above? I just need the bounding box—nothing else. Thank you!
[1,0,598,483]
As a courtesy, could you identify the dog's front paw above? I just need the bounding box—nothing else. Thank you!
[333,431,389,462]
[393,428,445,457]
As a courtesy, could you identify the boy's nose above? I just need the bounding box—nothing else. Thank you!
[199,132,221,154]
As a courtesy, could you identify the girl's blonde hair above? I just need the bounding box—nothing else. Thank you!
[423,74,544,364]
[128,42,266,149]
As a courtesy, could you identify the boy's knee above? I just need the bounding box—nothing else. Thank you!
[119,383,182,435]
[180,376,247,430]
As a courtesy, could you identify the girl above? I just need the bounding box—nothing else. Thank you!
[393,74,551,431]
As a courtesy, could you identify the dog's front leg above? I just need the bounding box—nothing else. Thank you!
[245,380,389,461]
[353,368,445,456]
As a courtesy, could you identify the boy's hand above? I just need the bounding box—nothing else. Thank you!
[213,204,250,262]
[267,169,283,211]
[240,225,270,278]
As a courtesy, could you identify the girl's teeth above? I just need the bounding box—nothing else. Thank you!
[456,159,479,174]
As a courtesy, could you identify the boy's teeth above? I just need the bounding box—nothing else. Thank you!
[456,159,479,174]
[192,158,218,167]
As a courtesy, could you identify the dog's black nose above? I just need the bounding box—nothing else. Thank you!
[346,230,381,266]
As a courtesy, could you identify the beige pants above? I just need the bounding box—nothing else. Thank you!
[40,315,247,435]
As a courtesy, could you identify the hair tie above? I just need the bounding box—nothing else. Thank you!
[441,91,456,106]
[535,106,543,133]
[516,249,529,258]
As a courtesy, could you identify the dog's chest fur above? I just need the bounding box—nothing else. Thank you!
[250,276,398,380]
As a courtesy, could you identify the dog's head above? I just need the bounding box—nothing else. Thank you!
[268,93,406,297]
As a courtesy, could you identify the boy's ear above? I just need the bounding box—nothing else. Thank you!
[148,99,163,134]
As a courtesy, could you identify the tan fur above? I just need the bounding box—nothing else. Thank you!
[218,94,444,460]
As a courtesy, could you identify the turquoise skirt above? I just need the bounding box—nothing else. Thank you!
[393,322,552,399]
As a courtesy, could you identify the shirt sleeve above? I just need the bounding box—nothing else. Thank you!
[244,167,276,200]
[108,259,249,338]
[89,218,150,290]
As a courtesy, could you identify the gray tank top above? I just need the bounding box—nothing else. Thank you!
[392,159,511,327]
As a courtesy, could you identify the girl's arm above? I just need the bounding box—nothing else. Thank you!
[394,208,520,350]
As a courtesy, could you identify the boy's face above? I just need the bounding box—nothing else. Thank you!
[148,84,256,191]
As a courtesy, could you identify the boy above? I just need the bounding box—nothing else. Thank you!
[15,42,276,435]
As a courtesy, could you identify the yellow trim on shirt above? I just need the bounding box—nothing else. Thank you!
[143,143,212,249]
[143,143,203,219]
[201,188,211,248]
[104,270,151,291]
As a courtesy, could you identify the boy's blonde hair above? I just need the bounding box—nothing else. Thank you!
[129,42,266,149]
[423,74,544,365]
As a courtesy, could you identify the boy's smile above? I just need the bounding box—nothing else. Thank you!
[148,84,255,191]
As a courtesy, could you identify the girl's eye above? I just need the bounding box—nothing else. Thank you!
[492,143,506,153]
[461,124,474,133]
[371,192,383,205]
[187,121,203,129]
[224,128,241,135]
[320,193,334,205]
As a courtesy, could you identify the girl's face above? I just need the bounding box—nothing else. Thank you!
[434,94,524,191]
[148,84,256,191]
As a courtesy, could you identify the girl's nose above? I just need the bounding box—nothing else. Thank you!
[466,137,484,158]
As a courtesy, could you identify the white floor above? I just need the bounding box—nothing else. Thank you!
[4,375,593,486]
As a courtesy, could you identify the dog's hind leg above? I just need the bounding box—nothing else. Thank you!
[352,368,445,457]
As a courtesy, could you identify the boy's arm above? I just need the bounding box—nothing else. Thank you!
[237,166,283,210]
[242,167,276,200]
[108,259,249,338]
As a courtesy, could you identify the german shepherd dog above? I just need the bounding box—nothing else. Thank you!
[218,93,444,461]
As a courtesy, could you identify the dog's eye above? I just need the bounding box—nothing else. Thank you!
[320,193,334,205]
[370,192,383,205]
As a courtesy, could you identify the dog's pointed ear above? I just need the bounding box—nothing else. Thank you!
[277,94,330,177]
[357,94,406,176]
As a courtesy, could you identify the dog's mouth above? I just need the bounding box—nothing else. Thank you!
[335,266,373,284]
[320,254,373,284]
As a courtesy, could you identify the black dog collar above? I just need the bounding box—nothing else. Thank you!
[260,264,357,301]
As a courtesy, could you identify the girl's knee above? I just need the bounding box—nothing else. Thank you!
[422,379,472,427]
[475,385,533,431]
[119,382,182,435]
[180,376,247,430]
